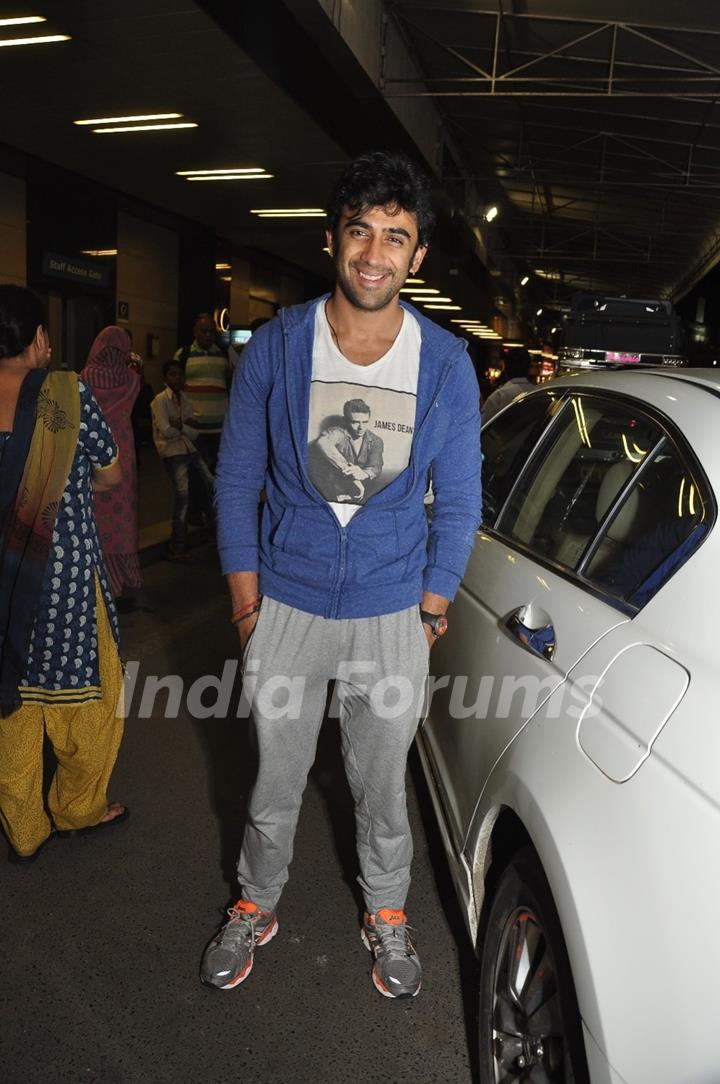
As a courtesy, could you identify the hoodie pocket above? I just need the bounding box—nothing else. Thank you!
[345,509,423,587]
[268,506,294,551]
[266,506,335,587]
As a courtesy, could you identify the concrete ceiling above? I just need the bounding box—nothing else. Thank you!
[3,0,720,314]
[0,1,348,281]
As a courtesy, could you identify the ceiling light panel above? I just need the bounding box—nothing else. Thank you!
[0,15,45,25]
[0,33,69,46]
[93,123,197,134]
[177,167,268,176]
[75,113,183,126]
[186,174,273,182]
[251,208,325,218]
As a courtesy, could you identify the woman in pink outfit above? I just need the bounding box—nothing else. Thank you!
[81,326,141,598]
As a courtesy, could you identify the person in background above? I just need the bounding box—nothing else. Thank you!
[481,347,535,424]
[0,286,128,863]
[151,359,215,557]
[81,327,142,603]
[174,313,229,472]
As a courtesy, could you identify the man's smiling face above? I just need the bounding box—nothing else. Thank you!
[328,204,427,313]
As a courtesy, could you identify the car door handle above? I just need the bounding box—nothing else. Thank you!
[504,604,556,661]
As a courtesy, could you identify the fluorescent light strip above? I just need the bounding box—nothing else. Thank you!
[414,296,452,303]
[399,287,438,294]
[215,263,231,270]
[0,33,69,46]
[93,123,198,133]
[76,113,182,126]
[424,304,461,311]
[81,249,117,257]
[256,213,326,219]
[251,208,324,215]
[187,174,273,182]
[0,16,45,26]
[404,278,425,284]
[177,168,268,176]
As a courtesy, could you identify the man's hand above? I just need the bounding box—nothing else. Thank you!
[421,590,450,651]
[340,463,367,480]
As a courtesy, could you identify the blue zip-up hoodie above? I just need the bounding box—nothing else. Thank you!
[216,296,481,619]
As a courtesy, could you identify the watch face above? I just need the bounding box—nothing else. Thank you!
[434,615,448,637]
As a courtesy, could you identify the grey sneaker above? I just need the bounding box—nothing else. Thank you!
[200,899,278,989]
[361,908,422,999]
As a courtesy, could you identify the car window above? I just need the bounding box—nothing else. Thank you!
[497,396,665,569]
[481,390,561,526]
[582,440,709,607]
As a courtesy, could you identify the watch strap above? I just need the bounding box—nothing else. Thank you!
[419,609,447,636]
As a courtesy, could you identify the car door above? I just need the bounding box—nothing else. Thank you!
[421,388,690,851]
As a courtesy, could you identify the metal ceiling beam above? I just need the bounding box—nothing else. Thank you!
[387,1,720,296]
[507,254,676,263]
[389,10,720,97]
[387,89,720,99]
[391,5,720,38]
[449,106,720,153]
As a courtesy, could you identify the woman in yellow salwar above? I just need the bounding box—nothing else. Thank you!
[0,286,129,863]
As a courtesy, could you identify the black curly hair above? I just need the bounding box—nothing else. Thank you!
[326,151,435,250]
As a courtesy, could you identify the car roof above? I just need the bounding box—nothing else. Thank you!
[549,367,720,398]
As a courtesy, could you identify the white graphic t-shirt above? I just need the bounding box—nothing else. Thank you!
[308,303,421,525]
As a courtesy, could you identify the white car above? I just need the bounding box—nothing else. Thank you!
[418,367,720,1084]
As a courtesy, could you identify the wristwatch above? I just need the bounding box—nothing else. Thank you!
[419,609,449,638]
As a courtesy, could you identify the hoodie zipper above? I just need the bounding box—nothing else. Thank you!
[280,304,460,615]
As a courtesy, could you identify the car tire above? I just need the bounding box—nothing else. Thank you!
[479,846,590,1083]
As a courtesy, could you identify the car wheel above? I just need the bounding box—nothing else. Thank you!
[479,846,590,1083]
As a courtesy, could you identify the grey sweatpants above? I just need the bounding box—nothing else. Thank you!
[237,597,429,914]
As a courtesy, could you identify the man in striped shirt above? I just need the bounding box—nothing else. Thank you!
[174,312,230,471]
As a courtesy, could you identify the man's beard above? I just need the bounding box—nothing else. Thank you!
[334,260,404,312]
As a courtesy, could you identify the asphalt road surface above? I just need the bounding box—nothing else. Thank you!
[1,542,480,1084]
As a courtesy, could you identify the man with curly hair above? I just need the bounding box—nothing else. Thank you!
[202,151,482,999]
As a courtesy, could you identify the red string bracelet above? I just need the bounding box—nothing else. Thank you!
[231,604,261,626]
[231,596,262,624]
